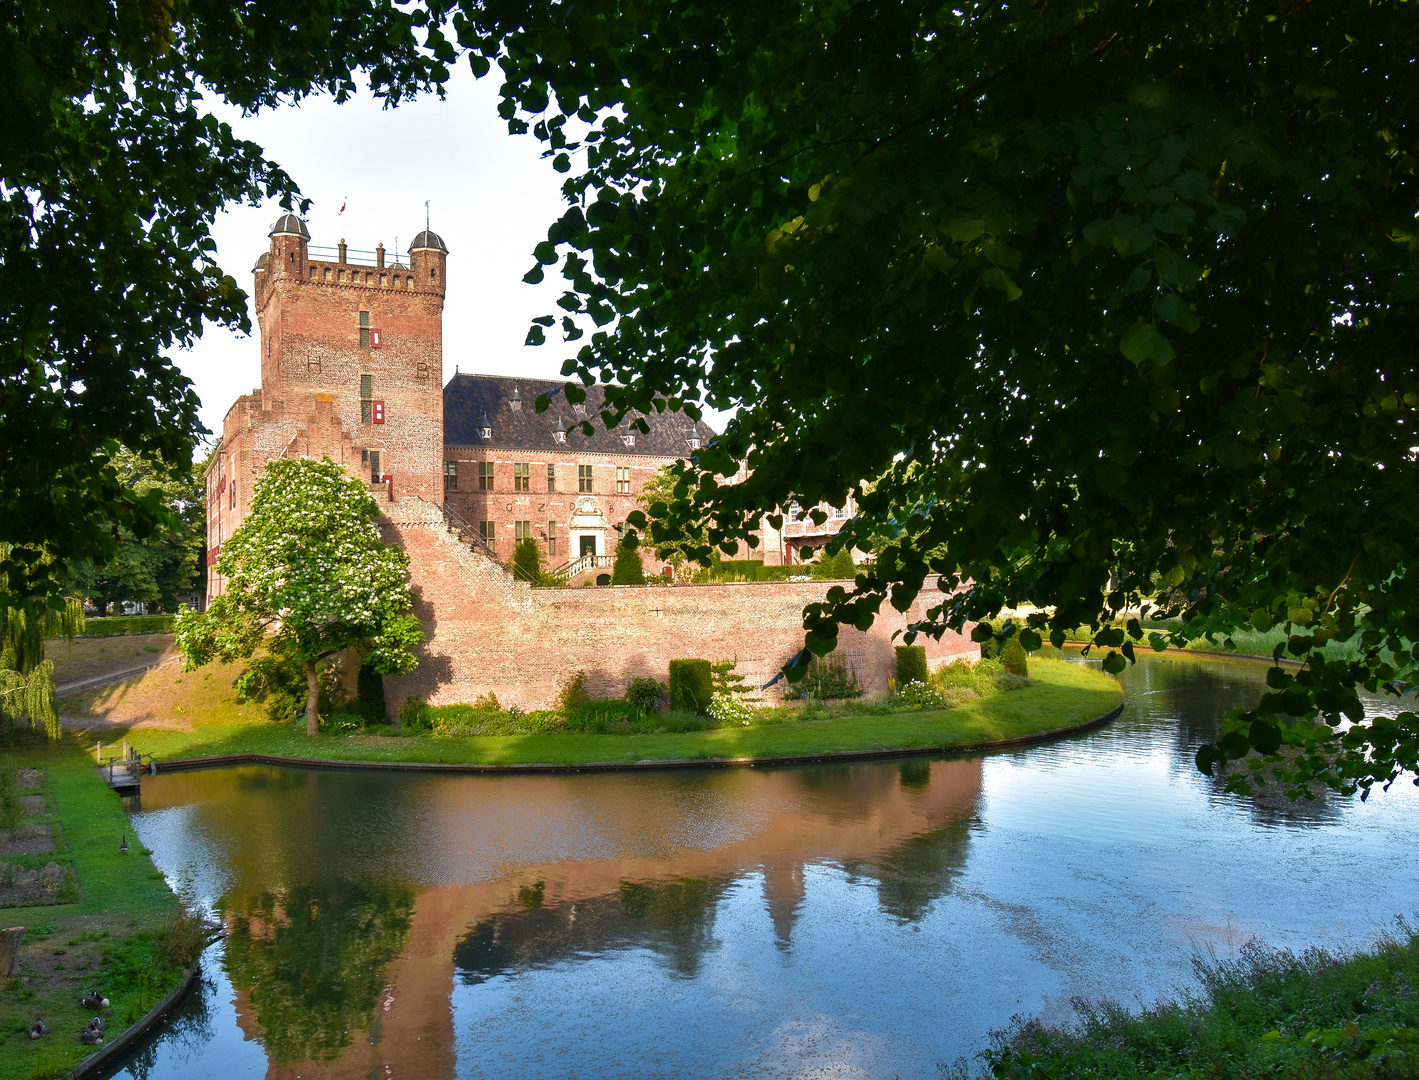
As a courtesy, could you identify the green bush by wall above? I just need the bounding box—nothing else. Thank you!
[895,645,928,686]
[668,659,713,713]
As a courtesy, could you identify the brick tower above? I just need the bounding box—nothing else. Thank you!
[207,214,449,598]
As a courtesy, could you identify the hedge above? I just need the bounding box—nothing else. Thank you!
[895,645,928,686]
[74,615,180,637]
[668,659,713,713]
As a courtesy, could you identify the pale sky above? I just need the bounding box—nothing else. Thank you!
[176,65,579,442]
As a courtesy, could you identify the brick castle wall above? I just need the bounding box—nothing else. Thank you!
[380,496,976,714]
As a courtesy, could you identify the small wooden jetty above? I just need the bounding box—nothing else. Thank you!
[94,741,144,792]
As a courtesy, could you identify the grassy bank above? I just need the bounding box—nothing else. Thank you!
[110,657,1120,767]
[958,926,1419,1079]
[0,739,191,1079]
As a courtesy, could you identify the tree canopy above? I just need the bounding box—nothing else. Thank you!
[63,448,205,616]
[449,0,1419,797]
[11,0,1419,795]
[176,458,421,735]
[0,0,452,612]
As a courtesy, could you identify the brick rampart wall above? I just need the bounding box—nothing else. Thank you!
[380,496,976,714]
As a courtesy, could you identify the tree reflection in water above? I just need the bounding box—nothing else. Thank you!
[222,883,416,1064]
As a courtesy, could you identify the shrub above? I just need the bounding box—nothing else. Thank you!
[625,677,666,715]
[812,548,858,580]
[931,656,1032,697]
[321,712,365,734]
[562,699,639,733]
[557,671,590,715]
[711,657,759,703]
[513,538,545,586]
[895,645,928,687]
[708,692,754,725]
[897,680,949,709]
[669,659,713,713]
[788,651,862,700]
[429,703,559,736]
[398,695,430,730]
[0,758,21,830]
[978,617,1029,674]
[611,537,646,585]
[1000,636,1030,676]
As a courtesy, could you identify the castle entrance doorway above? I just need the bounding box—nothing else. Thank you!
[579,535,596,559]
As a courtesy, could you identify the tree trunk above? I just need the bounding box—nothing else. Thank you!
[0,927,23,978]
[305,661,320,737]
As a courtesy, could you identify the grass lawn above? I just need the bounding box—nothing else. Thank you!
[114,657,1121,768]
[0,739,186,1080]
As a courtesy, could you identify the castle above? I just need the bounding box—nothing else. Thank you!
[208,216,971,714]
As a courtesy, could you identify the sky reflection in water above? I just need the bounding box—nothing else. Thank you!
[106,654,1419,1079]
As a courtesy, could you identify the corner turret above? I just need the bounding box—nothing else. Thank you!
[408,230,448,299]
[269,213,310,280]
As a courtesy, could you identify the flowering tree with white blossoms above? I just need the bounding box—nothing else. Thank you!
[177,457,421,736]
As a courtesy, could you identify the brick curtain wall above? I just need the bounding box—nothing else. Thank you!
[381,497,976,715]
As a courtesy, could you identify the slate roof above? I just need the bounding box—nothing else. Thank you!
[444,373,715,457]
[409,230,448,253]
[269,214,310,239]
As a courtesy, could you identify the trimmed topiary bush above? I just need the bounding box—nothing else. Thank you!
[668,659,713,714]
[1000,635,1030,676]
[611,537,647,585]
[895,645,928,687]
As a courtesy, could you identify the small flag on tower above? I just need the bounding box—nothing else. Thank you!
[338,197,348,215]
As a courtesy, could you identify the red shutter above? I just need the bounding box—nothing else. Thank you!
[370,328,383,348]
[372,400,385,423]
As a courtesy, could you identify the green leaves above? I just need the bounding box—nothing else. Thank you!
[1155,293,1200,333]
[1119,322,1176,365]
[469,0,1419,798]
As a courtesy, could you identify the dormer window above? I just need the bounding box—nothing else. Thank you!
[553,428,566,443]
[623,434,635,447]
[573,401,586,415]
[476,412,492,440]
[687,431,700,450]
[509,386,522,412]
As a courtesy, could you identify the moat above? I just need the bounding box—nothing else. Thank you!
[105,654,1419,1079]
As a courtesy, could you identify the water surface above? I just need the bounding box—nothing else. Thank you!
[107,655,1419,1079]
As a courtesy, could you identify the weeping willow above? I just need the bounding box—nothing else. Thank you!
[0,662,59,740]
[0,544,83,740]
